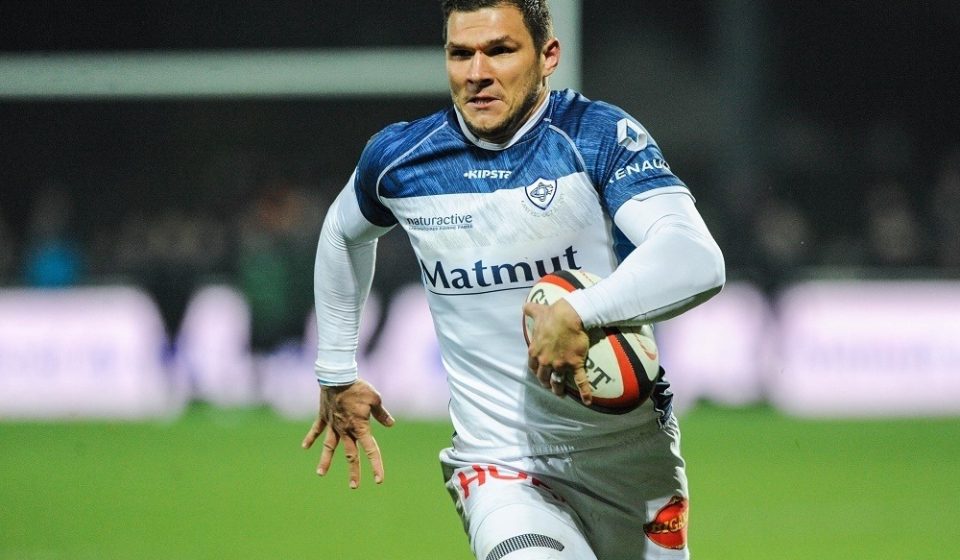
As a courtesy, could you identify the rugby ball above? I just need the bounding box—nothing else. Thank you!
[523,270,661,414]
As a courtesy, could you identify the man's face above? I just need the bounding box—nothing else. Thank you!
[445,5,559,144]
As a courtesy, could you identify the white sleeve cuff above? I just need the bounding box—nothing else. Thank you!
[314,352,360,386]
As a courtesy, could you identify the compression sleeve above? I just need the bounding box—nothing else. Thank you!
[313,174,394,385]
[562,192,725,328]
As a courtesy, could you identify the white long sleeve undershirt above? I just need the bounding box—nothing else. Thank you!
[313,180,390,385]
[563,192,726,329]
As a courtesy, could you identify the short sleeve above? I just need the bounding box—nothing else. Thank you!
[580,102,690,216]
[352,126,405,227]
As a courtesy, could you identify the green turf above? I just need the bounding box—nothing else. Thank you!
[2,404,958,559]
[682,405,960,559]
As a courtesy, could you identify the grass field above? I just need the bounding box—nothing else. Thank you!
[2,404,959,559]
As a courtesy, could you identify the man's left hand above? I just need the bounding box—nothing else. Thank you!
[523,298,592,405]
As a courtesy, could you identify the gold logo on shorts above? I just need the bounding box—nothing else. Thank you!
[643,496,688,550]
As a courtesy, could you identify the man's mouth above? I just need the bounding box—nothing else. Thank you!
[468,95,499,108]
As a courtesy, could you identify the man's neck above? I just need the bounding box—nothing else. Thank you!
[454,92,551,151]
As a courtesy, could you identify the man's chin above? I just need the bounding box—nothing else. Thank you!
[462,116,511,143]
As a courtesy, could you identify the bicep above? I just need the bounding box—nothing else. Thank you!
[327,172,395,244]
[612,191,709,246]
[561,190,724,326]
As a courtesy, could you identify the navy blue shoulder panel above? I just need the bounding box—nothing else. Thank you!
[548,89,687,216]
[353,110,451,226]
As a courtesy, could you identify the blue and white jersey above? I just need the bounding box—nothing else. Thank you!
[354,89,690,456]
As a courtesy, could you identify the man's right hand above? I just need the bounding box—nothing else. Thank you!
[301,379,395,489]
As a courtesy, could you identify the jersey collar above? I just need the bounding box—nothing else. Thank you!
[453,92,551,151]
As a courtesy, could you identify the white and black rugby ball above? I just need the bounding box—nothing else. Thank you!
[523,269,661,414]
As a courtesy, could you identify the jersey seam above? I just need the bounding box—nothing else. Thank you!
[546,124,589,176]
[375,121,449,207]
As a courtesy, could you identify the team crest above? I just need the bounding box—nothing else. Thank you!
[524,178,558,210]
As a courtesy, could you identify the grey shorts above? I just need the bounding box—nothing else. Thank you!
[440,416,690,560]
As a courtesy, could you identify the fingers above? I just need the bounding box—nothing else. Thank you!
[316,427,339,477]
[549,370,566,397]
[310,422,388,488]
[359,433,385,484]
[301,417,327,449]
[521,301,542,318]
[535,363,552,388]
[537,365,570,398]
[571,366,593,405]
[371,402,396,428]
[342,436,361,489]
[522,302,544,347]
[528,354,540,373]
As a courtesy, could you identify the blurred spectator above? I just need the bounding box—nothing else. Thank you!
[0,211,15,284]
[113,207,229,336]
[22,185,84,287]
[863,180,928,268]
[862,118,916,180]
[748,192,815,290]
[236,181,326,350]
[929,147,960,269]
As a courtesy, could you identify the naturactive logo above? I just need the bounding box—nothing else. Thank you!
[405,213,473,231]
[420,246,581,294]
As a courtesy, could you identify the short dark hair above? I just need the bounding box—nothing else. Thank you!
[441,0,554,51]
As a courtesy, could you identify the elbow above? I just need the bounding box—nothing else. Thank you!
[692,237,726,301]
[658,219,726,297]
[708,243,726,292]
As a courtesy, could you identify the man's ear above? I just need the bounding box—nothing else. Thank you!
[542,38,561,78]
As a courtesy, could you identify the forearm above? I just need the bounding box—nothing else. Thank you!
[314,182,392,385]
[564,193,725,328]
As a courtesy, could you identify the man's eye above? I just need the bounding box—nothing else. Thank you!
[489,46,511,56]
[449,50,472,59]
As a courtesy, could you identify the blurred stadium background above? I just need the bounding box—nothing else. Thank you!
[1,1,959,558]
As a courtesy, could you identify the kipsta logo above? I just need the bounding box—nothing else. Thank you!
[524,178,558,210]
[643,496,688,550]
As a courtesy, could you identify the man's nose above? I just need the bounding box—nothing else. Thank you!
[467,52,493,85]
